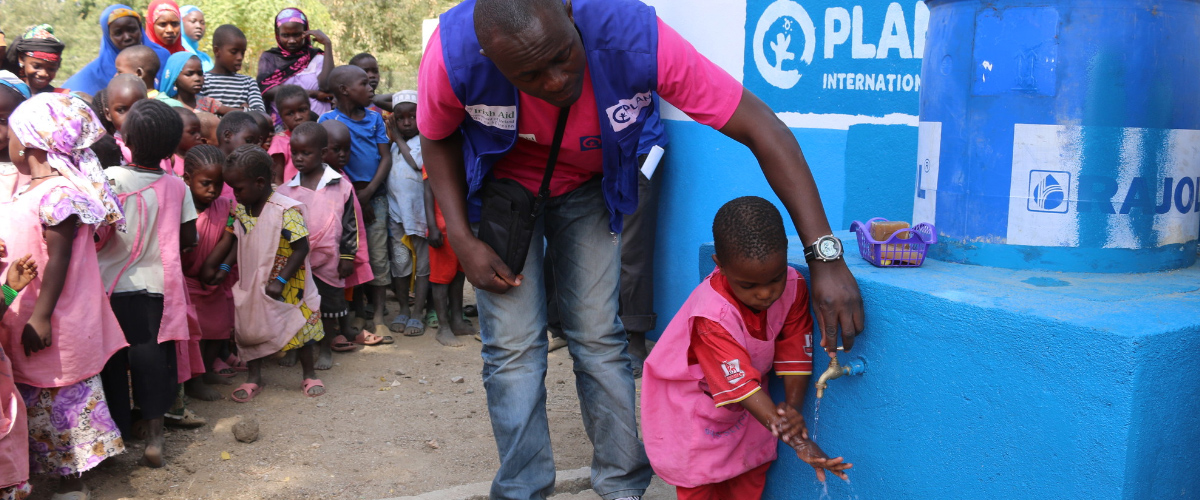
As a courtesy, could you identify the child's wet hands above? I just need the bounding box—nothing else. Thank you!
[337,259,354,279]
[22,316,52,356]
[6,255,38,292]
[791,438,852,482]
[771,402,807,445]
[265,280,285,301]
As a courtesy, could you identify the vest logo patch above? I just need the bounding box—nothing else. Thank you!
[580,135,602,151]
[519,133,537,142]
[721,359,745,384]
[605,91,653,132]
[465,104,517,131]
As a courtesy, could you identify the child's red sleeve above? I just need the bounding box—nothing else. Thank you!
[690,318,763,408]
[774,280,814,376]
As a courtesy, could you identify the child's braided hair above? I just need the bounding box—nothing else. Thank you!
[184,144,225,175]
[224,144,272,181]
[124,98,182,166]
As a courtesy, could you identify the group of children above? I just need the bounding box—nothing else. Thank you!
[0,2,862,498]
[0,4,473,495]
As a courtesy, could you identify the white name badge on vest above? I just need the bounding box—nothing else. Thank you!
[465,104,518,131]
[606,91,653,132]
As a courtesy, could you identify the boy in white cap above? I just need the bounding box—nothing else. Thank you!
[385,90,431,337]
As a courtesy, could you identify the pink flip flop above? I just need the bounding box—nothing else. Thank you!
[303,378,325,397]
[231,383,261,403]
[212,358,238,378]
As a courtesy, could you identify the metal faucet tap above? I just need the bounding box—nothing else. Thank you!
[814,347,866,399]
[815,353,844,399]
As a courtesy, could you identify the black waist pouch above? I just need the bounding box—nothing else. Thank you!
[476,178,539,275]
[475,106,570,276]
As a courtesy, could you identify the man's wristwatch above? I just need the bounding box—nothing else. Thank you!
[804,235,844,262]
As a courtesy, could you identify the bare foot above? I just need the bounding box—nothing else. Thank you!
[142,418,165,468]
[185,378,223,401]
[203,372,233,385]
[449,318,476,337]
[436,327,465,347]
[315,346,333,370]
[278,350,299,367]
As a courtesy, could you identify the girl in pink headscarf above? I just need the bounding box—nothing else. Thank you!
[0,93,127,498]
[257,7,335,118]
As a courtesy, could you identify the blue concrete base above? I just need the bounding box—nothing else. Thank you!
[697,231,1200,499]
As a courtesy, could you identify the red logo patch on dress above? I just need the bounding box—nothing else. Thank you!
[721,359,745,384]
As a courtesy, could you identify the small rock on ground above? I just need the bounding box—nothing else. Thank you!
[232,419,259,443]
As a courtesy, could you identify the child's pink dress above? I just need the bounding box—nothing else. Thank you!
[230,192,322,361]
[276,166,370,288]
[269,133,296,183]
[182,197,235,340]
[0,177,127,475]
[641,267,801,489]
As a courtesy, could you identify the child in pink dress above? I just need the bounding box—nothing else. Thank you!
[0,72,30,201]
[267,84,312,185]
[0,240,36,500]
[0,93,127,498]
[277,122,369,369]
[179,145,237,401]
[209,145,325,402]
[642,197,851,499]
[95,98,198,468]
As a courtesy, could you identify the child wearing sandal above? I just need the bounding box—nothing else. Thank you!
[277,123,370,370]
[0,239,37,500]
[178,145,237,401]
[210,145,325,402]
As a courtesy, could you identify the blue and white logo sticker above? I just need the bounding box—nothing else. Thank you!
[1028,170,1070,213]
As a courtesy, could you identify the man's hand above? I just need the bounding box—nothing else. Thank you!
[457,236,521,294]
[6,254,38,292]
[809,259,865,352]
[337,259,354,279]
[266,279,285,301]
[790,438,852,482]
[22,316,52,356]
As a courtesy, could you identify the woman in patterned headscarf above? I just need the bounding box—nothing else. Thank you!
[0,92,127,500]
[4,25,66,95]
[257,7,335,118]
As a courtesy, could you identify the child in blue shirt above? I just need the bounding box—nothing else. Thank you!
[317,65,393,341]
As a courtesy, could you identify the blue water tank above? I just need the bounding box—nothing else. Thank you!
[916,0,1200,273]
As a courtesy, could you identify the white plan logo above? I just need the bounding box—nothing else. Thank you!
[752,0,816,89]
[465,104,517,131]
[605,92,652,132]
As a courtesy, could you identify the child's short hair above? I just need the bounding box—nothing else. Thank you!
[307,110,319,122]
[212,24,246,48]
[117,45,161,75]
[125,99,183,166]
[225,144,272,181]
[291,122,327,149]
[712,196,788,263]
[184,144,225,174]
[175,106,199,125]
[89,89,114,134]
[216,111,258,140]
[275,84,308,107]
[348,52,375,66]
[90,135,123,168]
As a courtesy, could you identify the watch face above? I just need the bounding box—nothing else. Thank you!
[819,240,838,257]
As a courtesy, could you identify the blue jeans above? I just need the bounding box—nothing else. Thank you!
[477,180,652,500]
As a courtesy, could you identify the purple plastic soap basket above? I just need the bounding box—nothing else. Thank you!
[849,218,937,268]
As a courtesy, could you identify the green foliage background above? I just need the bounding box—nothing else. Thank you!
[0,0,458,92]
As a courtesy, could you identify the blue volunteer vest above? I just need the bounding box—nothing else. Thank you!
[439,0,659,232]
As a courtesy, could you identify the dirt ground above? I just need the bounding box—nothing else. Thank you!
[29,289,667,500]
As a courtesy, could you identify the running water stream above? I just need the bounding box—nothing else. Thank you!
[811,397,821,442]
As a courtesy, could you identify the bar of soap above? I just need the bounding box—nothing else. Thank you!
[870,220,911,241]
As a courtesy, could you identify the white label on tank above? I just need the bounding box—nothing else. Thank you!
[1007,124,1200,248]
[912,121,941,226]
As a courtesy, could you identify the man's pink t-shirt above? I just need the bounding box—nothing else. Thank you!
[418,18,744,197]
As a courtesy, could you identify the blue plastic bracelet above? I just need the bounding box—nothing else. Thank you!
[219,263,232,272]
[275,276,288,285]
